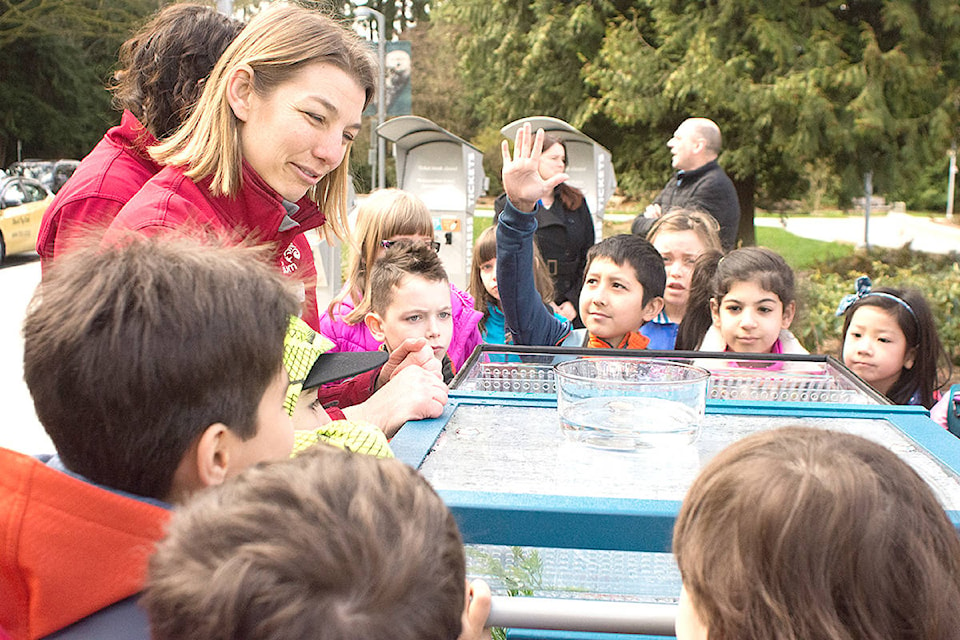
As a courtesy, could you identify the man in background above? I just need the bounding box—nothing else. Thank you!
[632,117,740,251]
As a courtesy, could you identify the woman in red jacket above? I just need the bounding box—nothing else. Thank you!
[105,4,447,434]
[106,3,376,329]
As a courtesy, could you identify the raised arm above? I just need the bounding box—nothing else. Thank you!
[495,125,573,346]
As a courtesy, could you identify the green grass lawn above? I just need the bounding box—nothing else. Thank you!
[754,226,854,271]
[476,213,854,273]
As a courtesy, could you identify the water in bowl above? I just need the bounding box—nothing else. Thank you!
[559,396,701,451]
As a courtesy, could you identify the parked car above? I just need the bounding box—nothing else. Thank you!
[6,159,79,194]
[0,175,53,264]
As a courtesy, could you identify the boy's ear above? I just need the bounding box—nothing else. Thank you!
[195,423,232,489]
[365,312,386,342]
[164,423,231,504]
[710,297,721,328]
[780,300,797,329]
[641,296,664,324]
[225,64,256,122]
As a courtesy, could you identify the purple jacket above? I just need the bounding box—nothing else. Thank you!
[318,282,482,371]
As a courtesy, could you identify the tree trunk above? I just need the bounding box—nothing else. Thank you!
[734,174,756,248]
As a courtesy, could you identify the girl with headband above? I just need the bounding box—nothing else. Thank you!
[837,276,950,407]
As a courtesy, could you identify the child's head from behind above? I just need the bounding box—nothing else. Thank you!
[579,234,665,345]
[112,3,244,140]
[145,445,466,640]
[673,426,960,640]
[708,247,795,353]
[22,234,299,502]
[366,240,453,362]
[841,285,945,407]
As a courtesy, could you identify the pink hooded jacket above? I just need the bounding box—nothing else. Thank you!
[318,282,482,371]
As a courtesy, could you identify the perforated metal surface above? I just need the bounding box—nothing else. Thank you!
[452,347,885,405]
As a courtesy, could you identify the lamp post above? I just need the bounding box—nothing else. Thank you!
[354,6,386,189]
[948,142,957,221]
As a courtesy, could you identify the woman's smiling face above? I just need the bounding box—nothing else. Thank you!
[234,62,365,201]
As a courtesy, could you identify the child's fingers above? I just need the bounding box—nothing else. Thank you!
[530,127,545,161]
[513,124,526,162]
[459,579,492,640]
[501,139,511,166]
[544,171,570,191]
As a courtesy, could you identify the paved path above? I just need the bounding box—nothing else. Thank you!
[754,212,960,255]
[0,256,51,455]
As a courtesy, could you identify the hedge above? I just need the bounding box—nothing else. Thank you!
[794,247,960,370]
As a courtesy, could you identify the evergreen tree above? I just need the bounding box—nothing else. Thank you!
[437,0,960,243]
[0,0,155,165]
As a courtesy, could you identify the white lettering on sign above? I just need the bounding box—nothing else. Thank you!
[467,153,476,204]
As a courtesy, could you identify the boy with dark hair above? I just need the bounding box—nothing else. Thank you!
[1,234,380,639]
[144,446,491,640]
[365,240,460,383]
[497,124,665,349]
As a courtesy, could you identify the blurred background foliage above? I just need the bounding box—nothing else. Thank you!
[2,0,958,243]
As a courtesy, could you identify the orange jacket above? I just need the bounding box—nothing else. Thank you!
[0,448,169,639]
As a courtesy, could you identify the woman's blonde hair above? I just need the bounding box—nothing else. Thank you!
[646,208,722,254]
[330,189,435,324]
[151,4,377,241]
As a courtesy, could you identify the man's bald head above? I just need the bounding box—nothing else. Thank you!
[669,118,723,171]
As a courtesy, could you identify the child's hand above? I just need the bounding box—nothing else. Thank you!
[457,579,492,640]
[377,337,442,386]
[501,123,568,213]
[362,365,447,437]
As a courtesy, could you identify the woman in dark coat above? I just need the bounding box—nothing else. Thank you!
[495,133,594,327]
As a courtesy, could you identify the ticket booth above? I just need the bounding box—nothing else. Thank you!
[501,116,617,243]
[377,116,488,290]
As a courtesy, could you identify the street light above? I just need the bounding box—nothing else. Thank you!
[354,6,386,190]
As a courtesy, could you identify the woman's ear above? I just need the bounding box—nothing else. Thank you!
[780,300,797,329]
[365,312,386,342]
[225,64,256,122]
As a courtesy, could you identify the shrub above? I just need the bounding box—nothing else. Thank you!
[795,247,960,370]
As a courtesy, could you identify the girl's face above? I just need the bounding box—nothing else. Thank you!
[652,229,707,318]
[538,142,566,181]
[711,280,795,354]
[842,305,915,395]
[232,62,365,202]
[479,257,499,301]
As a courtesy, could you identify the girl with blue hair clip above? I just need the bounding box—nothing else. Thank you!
[837,276,950,408]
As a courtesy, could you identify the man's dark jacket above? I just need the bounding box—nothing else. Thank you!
[631,159,740,250]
